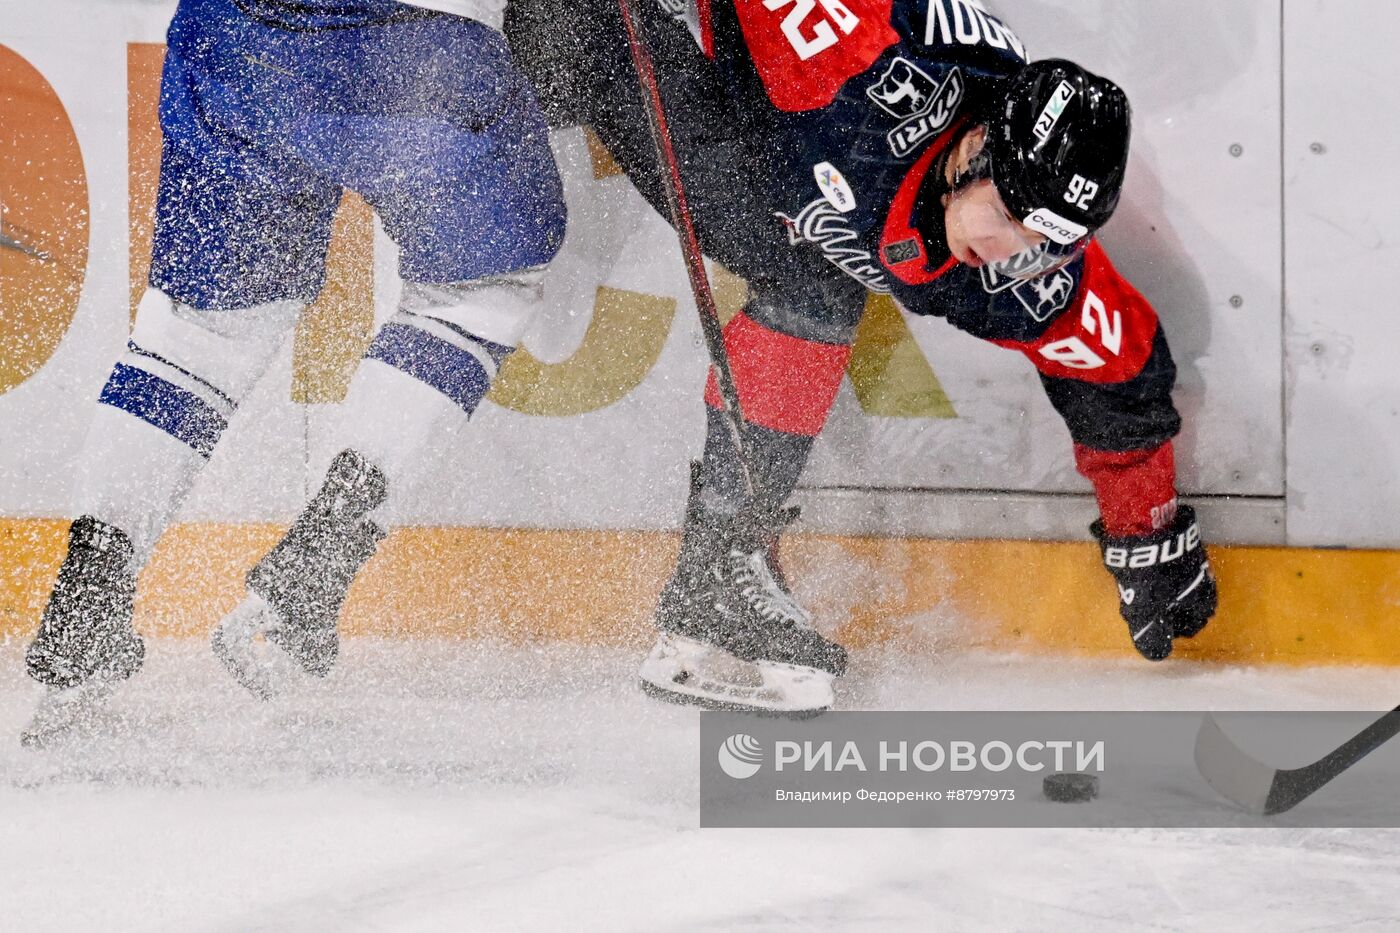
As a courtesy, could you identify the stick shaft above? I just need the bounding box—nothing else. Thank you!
[615,0,756,498]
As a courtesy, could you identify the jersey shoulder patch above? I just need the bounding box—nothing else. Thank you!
[894,257,1081,343]
[978,263,1080,326]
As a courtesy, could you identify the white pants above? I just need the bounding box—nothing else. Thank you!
[82,273,544,567]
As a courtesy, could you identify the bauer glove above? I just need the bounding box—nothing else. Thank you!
[1090,505,1218,662]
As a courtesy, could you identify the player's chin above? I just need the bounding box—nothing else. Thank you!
[953,244,985,268]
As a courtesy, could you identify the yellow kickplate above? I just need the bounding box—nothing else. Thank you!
[2,519,1398,666]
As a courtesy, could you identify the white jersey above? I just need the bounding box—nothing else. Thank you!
[402,0,506,32]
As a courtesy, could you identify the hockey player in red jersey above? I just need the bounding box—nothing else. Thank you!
[506,0,1218,713]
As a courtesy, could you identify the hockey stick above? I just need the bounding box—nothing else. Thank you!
[614,0,756,498]
[1194,708,1400,815]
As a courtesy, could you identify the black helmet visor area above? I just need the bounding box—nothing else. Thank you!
[987,59,1132,246]
[949,145,1089,283]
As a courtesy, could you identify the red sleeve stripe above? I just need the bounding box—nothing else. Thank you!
[697,0,714,58]
[1075,441,1179,537]
[703,311,852,437]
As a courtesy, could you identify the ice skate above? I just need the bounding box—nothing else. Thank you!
[21,677,123,749]
[639,467,846,716]
[210,593,304,700]
[212,448,387,698]
[22,516,145,745]
[639,631,839,716]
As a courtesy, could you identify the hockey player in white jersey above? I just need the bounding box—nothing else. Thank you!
[21,0,566,742]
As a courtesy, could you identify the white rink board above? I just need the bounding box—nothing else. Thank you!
[1283,3,1400,548]
[0,0,1394,547]
[805,0,1286,504]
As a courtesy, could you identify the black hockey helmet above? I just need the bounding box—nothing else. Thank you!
[984,59,1132,245]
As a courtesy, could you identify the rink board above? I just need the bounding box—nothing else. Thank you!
[2,519,1398,666]
[3,1,1399,548]
[2,0,1399,665]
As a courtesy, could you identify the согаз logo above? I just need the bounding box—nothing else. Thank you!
[718,733,764,779]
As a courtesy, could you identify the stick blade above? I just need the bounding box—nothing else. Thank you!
[1194,714,1276,815]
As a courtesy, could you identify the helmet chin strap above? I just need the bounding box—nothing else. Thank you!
[987,242,1083,282]
[949,146,994,194]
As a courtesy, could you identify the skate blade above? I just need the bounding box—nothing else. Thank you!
[211,594,299,700]
[20,678,118,749]
[638,634,835,718]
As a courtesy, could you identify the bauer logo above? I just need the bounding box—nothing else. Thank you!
[718,733,764,779]
[1104,523,1202,569]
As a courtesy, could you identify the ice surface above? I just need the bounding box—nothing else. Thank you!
[3,638,1400,932]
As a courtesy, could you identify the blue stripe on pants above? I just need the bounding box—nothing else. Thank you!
[365,321,498,415]
[97,363,228,459]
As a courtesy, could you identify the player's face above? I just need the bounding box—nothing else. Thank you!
[942,128,1049,269]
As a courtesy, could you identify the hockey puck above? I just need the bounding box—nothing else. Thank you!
[1042,772,1099,803]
